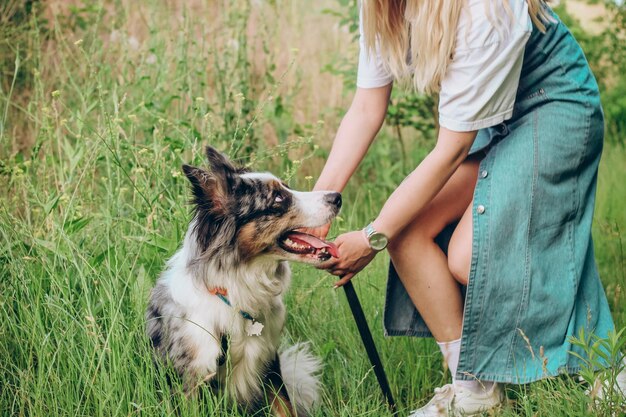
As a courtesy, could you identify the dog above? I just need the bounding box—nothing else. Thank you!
[146,146,342,416]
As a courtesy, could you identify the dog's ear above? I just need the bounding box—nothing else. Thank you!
[205,146,237,175]
[182,164,228,214]
[205,146,243,192]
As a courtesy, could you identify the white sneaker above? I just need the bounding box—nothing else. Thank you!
[408,383,504,417]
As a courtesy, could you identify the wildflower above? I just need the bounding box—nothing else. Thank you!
[128,36,140,51]
[227,39,240,51]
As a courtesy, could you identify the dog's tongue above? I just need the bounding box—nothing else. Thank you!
[287,231,339,258]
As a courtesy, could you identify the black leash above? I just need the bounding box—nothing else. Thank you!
[343,280,397,413]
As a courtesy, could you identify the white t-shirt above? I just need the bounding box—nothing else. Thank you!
[356,0,532,132]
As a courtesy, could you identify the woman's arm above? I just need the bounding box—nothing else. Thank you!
[313,84,392,193]
[325,127,477,287]
[372,127,477,240]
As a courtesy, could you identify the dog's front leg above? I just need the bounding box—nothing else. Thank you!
[182,333,227,396]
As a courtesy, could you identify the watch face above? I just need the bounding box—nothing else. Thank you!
[369,232,388,251]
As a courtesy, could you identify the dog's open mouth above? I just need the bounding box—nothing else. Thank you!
[278,231,339,261]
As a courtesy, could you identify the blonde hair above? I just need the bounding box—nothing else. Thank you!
[361,0,551,94]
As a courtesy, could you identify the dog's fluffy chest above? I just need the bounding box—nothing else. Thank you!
[147,246,290,399]
[170,266,287,357]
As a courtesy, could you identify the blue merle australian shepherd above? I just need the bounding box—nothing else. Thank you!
[146,146,341,416]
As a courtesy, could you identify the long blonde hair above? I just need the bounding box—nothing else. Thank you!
[361,0,551,94]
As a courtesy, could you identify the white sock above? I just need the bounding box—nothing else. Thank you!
[437,337,494,394]
[437,338,461,378]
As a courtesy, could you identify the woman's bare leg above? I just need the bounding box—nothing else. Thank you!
[448,202,474,286]
[387,156,480,342]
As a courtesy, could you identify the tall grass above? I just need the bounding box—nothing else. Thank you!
[1,1,624,416]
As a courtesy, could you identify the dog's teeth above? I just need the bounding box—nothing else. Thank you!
[281,236,318,255]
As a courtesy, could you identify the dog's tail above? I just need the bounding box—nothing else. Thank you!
[279,342,321,416]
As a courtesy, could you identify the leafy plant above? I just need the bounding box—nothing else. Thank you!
[570,327,626,416]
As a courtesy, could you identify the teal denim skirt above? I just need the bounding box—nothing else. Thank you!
[383,12,615,384]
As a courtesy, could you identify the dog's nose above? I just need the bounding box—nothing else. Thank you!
[324,192,342,209]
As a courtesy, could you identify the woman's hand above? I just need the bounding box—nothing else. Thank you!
[319,230,377,288]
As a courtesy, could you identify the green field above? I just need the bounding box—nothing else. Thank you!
[1,1,625,416]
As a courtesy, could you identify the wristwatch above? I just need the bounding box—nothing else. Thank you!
[363,223,389,251]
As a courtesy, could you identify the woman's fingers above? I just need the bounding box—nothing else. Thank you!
[316,257,338,270]
[317,253,346,275]
[333,273,355,288]
[317,230,377,286]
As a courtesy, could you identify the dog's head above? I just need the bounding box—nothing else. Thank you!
[182,146,341,265]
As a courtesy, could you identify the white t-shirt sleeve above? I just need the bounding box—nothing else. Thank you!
[438,0,532,132]
[356,8,394,89]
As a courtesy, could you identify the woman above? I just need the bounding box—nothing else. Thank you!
[311,0,623,415]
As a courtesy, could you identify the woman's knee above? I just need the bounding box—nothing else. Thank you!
[388,157,480,262]
[447,206,473,286]
[448,245,470,286]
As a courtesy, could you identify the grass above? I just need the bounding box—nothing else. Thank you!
[1,1,625,416]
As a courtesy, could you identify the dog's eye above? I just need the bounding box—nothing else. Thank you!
[274,194,284,203]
